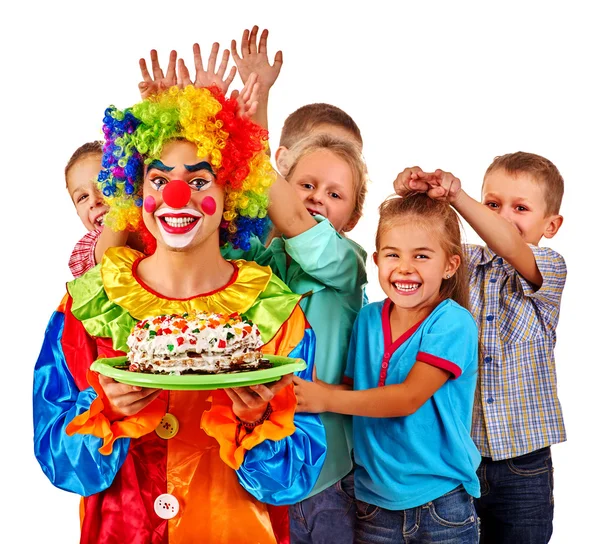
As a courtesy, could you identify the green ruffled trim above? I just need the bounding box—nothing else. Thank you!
[245,274,302,343]
[67,263,301,350]
[67,265,137,352]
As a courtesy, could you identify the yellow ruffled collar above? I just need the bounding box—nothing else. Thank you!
[101,247,272,321]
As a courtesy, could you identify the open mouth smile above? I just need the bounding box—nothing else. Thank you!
[392,281,421,295]
[159,214,201,233]
[93,212,107,229]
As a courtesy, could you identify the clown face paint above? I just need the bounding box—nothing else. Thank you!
[201,196,217,216]
[144,196,157,213]
[154,207,204,249]
[143,140,224,251]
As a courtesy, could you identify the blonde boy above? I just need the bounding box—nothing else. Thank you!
[396,152,566,544]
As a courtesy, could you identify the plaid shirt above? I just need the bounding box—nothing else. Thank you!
[68,229,101,278]
[464,243,567,460]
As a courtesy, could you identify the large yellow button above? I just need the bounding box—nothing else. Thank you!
[155,413,179,439]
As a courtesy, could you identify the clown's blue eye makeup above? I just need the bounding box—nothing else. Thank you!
[189,178,213,191]
[149,176,169,191]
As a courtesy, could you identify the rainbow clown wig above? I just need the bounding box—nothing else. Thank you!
[97,85,274,250]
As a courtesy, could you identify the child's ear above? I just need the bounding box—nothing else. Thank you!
[543,214,563,239]
[373,251,379,266]
[445,254,461,278]
[275,146,290,175]
[342,212,360,234]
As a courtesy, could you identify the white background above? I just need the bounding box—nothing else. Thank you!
[1,1,597,541]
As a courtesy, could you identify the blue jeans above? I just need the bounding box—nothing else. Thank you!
[289,470,356,543]
[475,447,554,544]
[354,486,478,543]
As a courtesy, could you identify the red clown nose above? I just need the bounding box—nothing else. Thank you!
[162,180,192,209]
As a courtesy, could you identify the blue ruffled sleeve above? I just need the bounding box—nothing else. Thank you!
[235,328,327,505]
[33,310,130,496]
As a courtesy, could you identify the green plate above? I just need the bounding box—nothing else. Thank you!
[90,354,306,390]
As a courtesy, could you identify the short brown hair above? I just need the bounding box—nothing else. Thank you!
[485,151,564,215]
[279,103,362,149]
[65,141,103,187]
[376,193,470,311]
[282,134,368,224]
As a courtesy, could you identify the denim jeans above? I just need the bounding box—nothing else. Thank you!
[354,485,478,544]
[289,470,356,543]
[475,447,554,544]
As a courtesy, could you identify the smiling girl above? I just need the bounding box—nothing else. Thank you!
[294,193,481,544]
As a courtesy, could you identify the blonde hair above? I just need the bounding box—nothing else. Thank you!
[375,193,470,310]
[281,133,368,225]
[65,141,103,189]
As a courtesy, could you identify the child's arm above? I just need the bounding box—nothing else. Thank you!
[395,168,543,287]
[94,226,129,266]
[293,362,450,417]
[235,73,316,238]
[231,26,283,133]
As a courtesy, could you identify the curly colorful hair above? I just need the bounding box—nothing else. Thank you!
[98,85,274,250]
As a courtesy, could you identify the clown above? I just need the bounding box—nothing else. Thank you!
[33,84,326,544]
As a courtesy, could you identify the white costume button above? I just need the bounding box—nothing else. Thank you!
[155,413,179,439]
[154,493,179,520]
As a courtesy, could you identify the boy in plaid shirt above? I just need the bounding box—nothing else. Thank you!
[395,152,566,544]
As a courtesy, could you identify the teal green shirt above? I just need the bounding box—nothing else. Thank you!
[222,217,367,496]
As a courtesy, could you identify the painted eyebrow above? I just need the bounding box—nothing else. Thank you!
[147,160,174,172]
[185,161,215,175]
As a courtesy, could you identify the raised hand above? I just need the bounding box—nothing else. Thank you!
[231,26,283,90]
[230,72,260,120]
[177,42,236,94]
[224,373,293,423]
[138,49,178,99]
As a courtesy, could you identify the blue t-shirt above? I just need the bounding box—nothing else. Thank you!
[346,298,481,510]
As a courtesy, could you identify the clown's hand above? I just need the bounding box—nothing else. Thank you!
[231,72,260,120]
[138,49,178,99]
[177,43,236,95]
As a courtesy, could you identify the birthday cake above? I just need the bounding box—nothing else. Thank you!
[126,311,271,374]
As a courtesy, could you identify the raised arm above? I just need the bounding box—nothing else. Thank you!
[231,26,283,132]
[395,168,544,287]
[234,73,316,238]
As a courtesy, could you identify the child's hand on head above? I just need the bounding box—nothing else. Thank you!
[138,50,178,99]
[231,26,283,92]
[177,43,237,95]
[231,72,260,120]
[427,169,463,203]
[393,166,437,196]
[292,375,328,413]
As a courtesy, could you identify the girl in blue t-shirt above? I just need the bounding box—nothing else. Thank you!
[294,192,481,543]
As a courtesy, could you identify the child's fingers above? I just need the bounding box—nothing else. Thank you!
[150,49,164,80]
[258,28,269,54]
[139,58,152,82]
[177,59,191,88]
[165,50,177,83]
[273,50,283,72]
[224,66,237,90]
[207,42,219,74]
[216,49,230,79]
[249,25,259,54]
[231,40,241,64]
[193,43,204,74]
[241,28,250,56]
